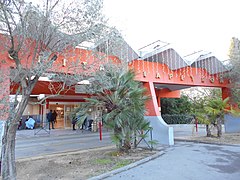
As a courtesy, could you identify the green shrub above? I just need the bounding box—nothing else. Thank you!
[162,114,194,124]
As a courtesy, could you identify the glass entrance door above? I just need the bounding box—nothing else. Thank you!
[50,103,81,129]
[64,105,75,128]
[49,105,64,129]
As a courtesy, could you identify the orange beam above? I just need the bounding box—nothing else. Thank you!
[130,60,229,88]
[143,82,160,116]
[156,88,181,98]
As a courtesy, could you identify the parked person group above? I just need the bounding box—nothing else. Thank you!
[72,115,93,131]
[85,116,93,131]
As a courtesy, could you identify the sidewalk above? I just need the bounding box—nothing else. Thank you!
[16,124,207,139]
[15,128,113,159]
[16,128,109,140]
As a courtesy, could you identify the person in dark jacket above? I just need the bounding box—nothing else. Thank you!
[72,117,77,130]
[52,110,57,123]
[47,110,54,130]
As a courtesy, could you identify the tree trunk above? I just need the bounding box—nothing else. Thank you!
[123,140,131,153]
[113,126,122,151]
[1,122,18,180]
[217,117,223,138]
[122,131,131,153]
[133,131,137,149]
[1,92,33,179]
[206,124,211,137]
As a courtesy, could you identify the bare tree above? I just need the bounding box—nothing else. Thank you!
[0,0,111,179]
[228,37,240,105]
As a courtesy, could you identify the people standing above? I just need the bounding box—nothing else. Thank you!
[72,116,77,130]
[52,110,57,124]
[18,117,22,130]
[47,110,54,130]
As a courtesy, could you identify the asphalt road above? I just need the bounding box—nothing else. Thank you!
[106,142,240,180]
[15,124,212,159]
[15,130,113,159]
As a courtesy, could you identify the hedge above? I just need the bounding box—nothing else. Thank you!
[162,114,194,124]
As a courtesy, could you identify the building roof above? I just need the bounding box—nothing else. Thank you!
[93,35,139,62]
[92,35,229,74]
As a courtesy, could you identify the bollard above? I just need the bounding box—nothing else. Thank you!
[99,121,102,141]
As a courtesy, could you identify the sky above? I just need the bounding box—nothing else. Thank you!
[103,0,240,60]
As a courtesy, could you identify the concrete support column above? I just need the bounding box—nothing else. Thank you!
[222,87,240,133]
[156,91,161,113]
[143,82,174,145]
[144,81,160,116]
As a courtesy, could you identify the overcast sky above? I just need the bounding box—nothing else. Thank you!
[103,0,240,60]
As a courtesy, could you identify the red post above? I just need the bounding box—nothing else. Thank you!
[195,118,198,132]
[99,121,102,141]
[46,100,49,110]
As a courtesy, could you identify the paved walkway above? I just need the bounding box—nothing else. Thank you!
[16,128,113,159]
[16,124,208,142]
[16,128,97,139]
[102,142,240,180]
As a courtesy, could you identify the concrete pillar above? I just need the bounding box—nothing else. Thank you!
[143,82,174,145]
[222,87,240,132]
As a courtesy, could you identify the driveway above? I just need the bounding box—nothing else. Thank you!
[105,142,240,180]
[16,129,112,159]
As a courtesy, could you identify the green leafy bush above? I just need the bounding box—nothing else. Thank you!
[162,114,194,124]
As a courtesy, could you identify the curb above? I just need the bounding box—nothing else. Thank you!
[88,150,165,180]
[175,138,240,147]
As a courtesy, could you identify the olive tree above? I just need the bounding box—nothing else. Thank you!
[0,0,110,179]
[228,37,240,105]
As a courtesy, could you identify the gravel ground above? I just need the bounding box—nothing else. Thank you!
[16,146,158,180]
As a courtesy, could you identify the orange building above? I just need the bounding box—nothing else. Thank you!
[0,38,231,145]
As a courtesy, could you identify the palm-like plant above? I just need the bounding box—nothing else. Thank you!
[191,96,213,137]
[191,88,239,137]
[76,65,150,152]
[204,97,230,137]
